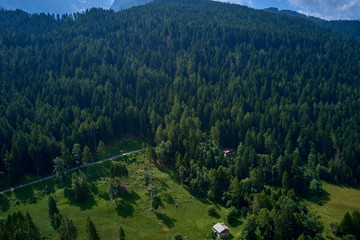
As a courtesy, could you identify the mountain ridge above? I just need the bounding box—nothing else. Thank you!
[110,0,152,11]
[263,7,360,40]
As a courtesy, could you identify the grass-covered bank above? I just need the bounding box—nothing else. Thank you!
[0,142,243,239]
[307,182,360,238]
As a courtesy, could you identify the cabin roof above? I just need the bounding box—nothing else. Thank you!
[213,223,230,233]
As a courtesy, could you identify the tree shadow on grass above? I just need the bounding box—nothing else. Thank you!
[209,211,220,219]
[33,180,56,196]
[155,212,177,228]
[121,190,141,203]
[229,219,243,228]
[163,193,175,205]
[227,233,235,239]
[154,163,177,181]
[14,186,35,204]
[308,189,330,206]
[0,194,10,212]
[98,191,110,201]
[64,188,97,211]
[116,199,134,218]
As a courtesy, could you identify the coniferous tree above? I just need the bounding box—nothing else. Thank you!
[119,226,125,240]
[72,144,82,165]
[340,212,353,236]
[48,195,59,217]
[59,216,77,240]
[82,145,92,164]
[53,157,66,187]
[86,217,100,240]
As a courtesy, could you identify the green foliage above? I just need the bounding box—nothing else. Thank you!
[53,157,67,187]
[342,234,357,240]
[97,141,105,155]
[256,208,273,240]
[59,216,77,240]
[86,217,100,240]
[340,212,353,235]
[225,206,237,224]
[48,195,59,217]
[108,177,123,201]
[71,171,90,203]
[0,1,359,238]
[173,233,183,240]
[110,162,128,179]
[119,226,125,240]
[155,140,172,165]
[309,178,322,195]
[241,214,257,240]
[82,145,92,164]
[72,144,82,165]
[0,211,41,240]
[206,205,217,216]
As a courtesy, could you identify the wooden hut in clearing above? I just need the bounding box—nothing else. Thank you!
[213,222,230,238]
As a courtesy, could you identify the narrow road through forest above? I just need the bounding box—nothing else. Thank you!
[0,149,144,195]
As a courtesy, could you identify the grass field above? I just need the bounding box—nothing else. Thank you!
[306,182,360,238]
[0,140,243,239]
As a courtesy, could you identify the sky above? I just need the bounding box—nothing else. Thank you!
[216,0,360,20]
[1,0,359,20]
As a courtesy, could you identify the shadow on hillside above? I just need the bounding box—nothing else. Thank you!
[34,180,56,195]
[116,199,134,218]
[229,218,243,228]
[163,193,175,205]
[115,190,140,218]
[14,186,35,204]
[308,189,331,206]
[154,163,177,181]
[64,188,97,211]
[227,233,235,239]
[98,190,110,201]
[123,156,137,164]
[155,212,177,228]
[0,194,10,212]
[121,190,141,203]
[209,210,220,219]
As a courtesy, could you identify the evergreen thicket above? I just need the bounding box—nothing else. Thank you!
[0,0,360,238]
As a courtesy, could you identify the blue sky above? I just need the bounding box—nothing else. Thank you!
[216,0,360,20]
[1,0,359,20]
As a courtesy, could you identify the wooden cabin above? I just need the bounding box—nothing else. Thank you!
[213,222,230,238]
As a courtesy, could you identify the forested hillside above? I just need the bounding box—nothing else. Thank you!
[264,7,360,40]
[1,0,360,237]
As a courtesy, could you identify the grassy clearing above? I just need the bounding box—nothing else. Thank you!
[306,182,360,238]
[0,139,145,191]
[0,144,242,239]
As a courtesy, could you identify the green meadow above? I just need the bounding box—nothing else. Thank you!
[307,182,360,238]
[0,141,243,239]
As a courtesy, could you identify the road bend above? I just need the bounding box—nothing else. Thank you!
[0,149,144,195]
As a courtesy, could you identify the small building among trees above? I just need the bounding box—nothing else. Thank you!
[213,222,230,238]
[223,150,235,158]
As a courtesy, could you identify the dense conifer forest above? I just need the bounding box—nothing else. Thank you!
[1,0,360,238]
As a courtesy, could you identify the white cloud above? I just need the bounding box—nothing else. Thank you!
[287,0,360,20]
[214,0,253,7]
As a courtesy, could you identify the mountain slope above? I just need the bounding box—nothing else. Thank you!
[111,0,153,11]
[264,7,360,40]
[1,0,360,238]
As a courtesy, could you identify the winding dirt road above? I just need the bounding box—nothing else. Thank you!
[0,149,144,195]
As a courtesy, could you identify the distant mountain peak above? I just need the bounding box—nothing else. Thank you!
[110,0,153,11]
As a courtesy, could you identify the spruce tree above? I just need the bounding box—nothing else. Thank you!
[119,226,125,240]
[86,217,100,240]
[340,212,353,236]
[48,195,59,217]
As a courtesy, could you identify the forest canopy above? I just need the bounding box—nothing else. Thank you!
[0,0,359,195]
